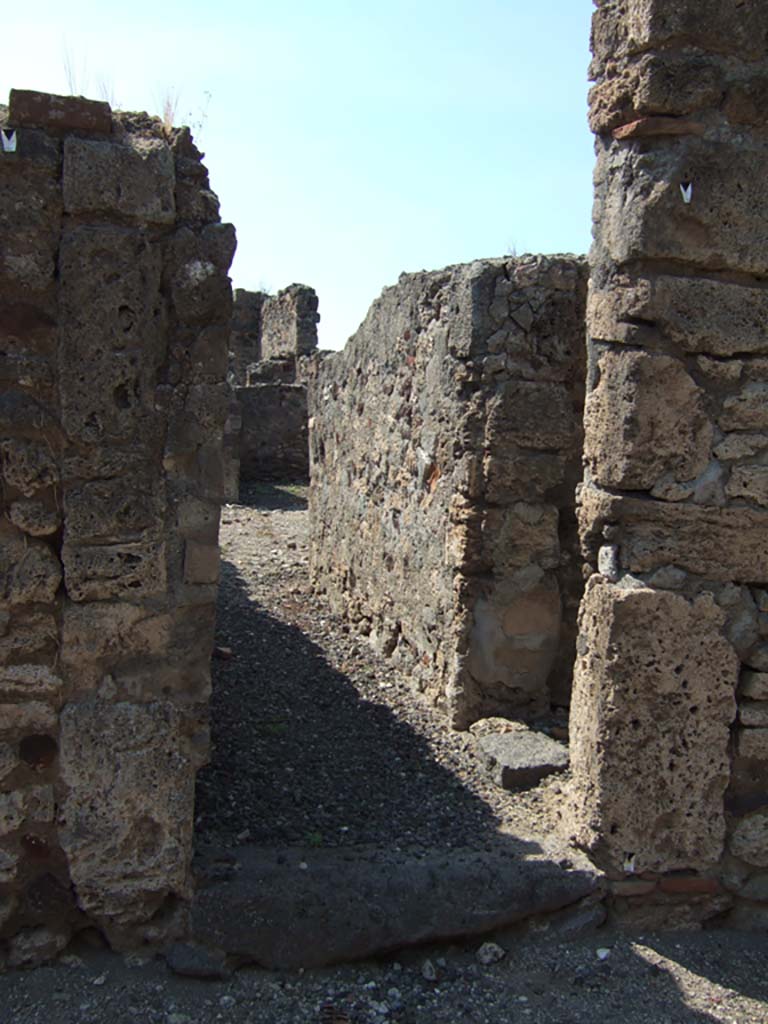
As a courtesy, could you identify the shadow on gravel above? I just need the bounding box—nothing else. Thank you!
[193,557,603,967]
[196,557,508,850]
[237,480,308,511]
[640,931,768,1013]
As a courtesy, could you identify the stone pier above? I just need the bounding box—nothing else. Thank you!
[570,0,768,923]
[0,89,233,960]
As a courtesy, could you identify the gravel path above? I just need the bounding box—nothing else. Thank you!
[194,482,567,857]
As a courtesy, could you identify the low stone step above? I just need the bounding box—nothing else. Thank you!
[477,728,569,791]
[189,841,601,969]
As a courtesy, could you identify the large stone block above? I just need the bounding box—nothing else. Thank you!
[584,349,711,490]
[589,52,724,133]
[595,137,768,275]
[486,380,578,452]
[64,478,164,545]
[62,541,166,602]
[63,137,175,223]
[590,0,768,70]
[59,701,196,935]
[579,485,768,582]
[568,578,737,873]
[59,227,164,357]
[588,273,768,357]
[9,89,111,134]
[167,226,235,326]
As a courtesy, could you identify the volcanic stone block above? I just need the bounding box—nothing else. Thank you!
[477,727,569,790]
[59,701,196,940]
[590,0,768,69]
[63,137,175,223]
[584,349,712,490]
[9,89,112,135]
[64,479,164,544]
[578,485,768,582]
[59,226,164,356]
[62,540,166,602]
[595,138,768,275]
[568,579,737,874]
[588,274,768,357]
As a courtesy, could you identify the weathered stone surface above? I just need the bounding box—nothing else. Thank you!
[9,89,111,134]
[259,284,320,361]
[0,664,62,700]
[741,671,768,701]
[8,499,60,536]
[0,90,233,948]
[63,137,175,223]
[192,843,600,970]
[237,384,309,482]
[739,703,768,728]
[477,727,569,790]
[588,274,768,357]
[13,552,61,609]
[737,727,768,761]
[64,479,163,544]
[183,541,219,585]
[578,484,768,581]
[311,256,586,726]
[568,579,737,874]
[720,384,768,433]
[730,812,768,868]
[0,702,57,735]
[594,138,768,275]
[59,701,196,935]
[62,540,166,602]
[590,0,768,69]
[0,439,58,496]
[168,226,235,326]
[584,349,711,490]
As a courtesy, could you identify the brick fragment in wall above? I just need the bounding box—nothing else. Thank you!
[309,255,586,728]
[0,90,234,946]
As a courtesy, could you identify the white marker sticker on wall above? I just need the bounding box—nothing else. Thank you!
[1,129,17,153]
[680,180,693,204]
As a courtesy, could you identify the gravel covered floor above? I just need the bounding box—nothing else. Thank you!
[194,482,567,857]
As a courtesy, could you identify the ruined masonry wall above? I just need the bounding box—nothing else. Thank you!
[259,284,319,363]
[238,385,310,483]
[310,257,586,728]
[229,284,319,486]
[569,0,768,924]
[0,89,234,961]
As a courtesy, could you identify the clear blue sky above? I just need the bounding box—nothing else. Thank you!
[3,0,595,350]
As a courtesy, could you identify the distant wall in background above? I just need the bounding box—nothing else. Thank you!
[228,284,319,486]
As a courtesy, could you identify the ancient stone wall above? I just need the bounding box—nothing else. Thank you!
[228,283,319,485]
[260,284,319,363]
[0,89,234,960]
[238,385,309,482]
[570,0,768,924]
[310,256,587,728]
[229,289,266,386]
